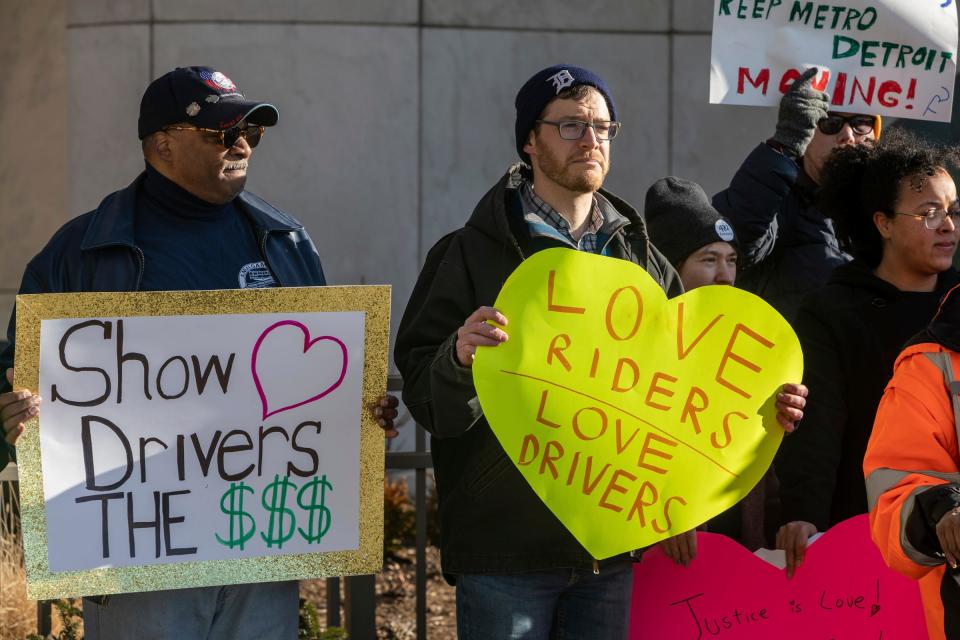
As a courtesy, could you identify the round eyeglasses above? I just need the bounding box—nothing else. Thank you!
[894,207,960,230]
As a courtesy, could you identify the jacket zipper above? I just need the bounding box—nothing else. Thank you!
[592,559,599,575]
[259,230,284,287]
[133,246,145,291]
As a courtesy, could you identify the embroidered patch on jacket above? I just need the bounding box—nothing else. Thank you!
[238,261,277,288]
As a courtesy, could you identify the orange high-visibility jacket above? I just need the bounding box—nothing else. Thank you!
[865,342,960,640]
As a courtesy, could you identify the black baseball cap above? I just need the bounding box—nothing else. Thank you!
[138,66,279,140]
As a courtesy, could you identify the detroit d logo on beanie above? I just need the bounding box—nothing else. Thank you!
[546,69,576,93]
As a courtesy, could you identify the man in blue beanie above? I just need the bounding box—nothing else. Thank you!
[396,65,805,638]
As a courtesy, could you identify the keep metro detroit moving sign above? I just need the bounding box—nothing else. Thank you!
[710,0,959,122]
[14,286,389,599]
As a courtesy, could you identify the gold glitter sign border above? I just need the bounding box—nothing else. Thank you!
[13,285,390,599]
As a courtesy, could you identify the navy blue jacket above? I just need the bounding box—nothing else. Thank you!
[713,143,850,322]
[0,172,326,468]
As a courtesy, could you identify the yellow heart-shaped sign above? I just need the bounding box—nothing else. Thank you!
[473,248,803,559]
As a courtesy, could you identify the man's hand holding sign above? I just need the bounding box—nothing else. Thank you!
[469,249,804,558]
[1,368,39,446]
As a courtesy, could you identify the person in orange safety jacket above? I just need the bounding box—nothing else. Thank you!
[866,282,960,640]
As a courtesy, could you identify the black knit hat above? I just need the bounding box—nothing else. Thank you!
[644,177,738,268]
[514,64,617,164]
[138,66,279,140]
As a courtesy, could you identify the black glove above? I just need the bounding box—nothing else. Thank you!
[772,67,829,160]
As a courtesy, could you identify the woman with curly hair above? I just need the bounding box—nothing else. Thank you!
[774,129,960,589]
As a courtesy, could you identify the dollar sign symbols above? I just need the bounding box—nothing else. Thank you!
[216,481,256,550]
[260,474,298,549]
[297,475,333,544]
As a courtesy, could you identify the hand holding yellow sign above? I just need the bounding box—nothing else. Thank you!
[472,249,802,559]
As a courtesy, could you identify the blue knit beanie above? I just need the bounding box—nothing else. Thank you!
[514,64,617,164]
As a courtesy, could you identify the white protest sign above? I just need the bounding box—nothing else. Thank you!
[710,0,959,122]
[15,287,389,598]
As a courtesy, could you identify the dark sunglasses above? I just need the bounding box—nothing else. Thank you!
[816,114,875,136]
[163,124,265,149]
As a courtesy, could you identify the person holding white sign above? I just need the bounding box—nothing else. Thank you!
[0,66,399,640]
[713,67,880,322]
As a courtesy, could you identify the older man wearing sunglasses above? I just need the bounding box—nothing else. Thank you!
[0,66,399,639]
[713,66,879,323]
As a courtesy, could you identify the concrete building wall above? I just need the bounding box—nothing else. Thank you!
[0,0,68,345]
[1,0,780,360]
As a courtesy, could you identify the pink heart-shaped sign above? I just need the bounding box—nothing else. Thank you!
[629,515,926,639]
[251,320,348,419]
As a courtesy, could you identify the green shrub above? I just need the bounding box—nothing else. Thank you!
[26,599,82,640]
[383,478,416,557]
[298,598,348,640]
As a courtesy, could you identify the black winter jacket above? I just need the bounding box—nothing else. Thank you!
[0,172,326,469]
[395,165,682,576]
[776,262,960,530]
[713,142,851,323]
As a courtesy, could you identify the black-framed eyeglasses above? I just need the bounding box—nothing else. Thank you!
[162,124,265,149]
[816,114,875,136]
[536,119,622,141]
[893,207,960,230]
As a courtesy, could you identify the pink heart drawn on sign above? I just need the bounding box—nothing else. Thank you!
[251,320,348,420]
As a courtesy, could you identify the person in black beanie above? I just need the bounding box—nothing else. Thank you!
[645,177,739,290]
[395,64,807,639]
[645,176,800,567]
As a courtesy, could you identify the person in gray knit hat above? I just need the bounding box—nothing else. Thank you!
[645,176,786,569]
[645,177,739,289]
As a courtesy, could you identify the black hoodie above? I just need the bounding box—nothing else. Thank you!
[777,261,960,530]
[395,164,681,577]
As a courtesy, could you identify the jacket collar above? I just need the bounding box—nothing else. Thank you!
[80,171,302,251]
[909,281,960,353]
[235,190,303,234]
[80,173,143,250]
[469,163,646,247]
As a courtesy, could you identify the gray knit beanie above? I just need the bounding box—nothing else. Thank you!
[645,177,738,268]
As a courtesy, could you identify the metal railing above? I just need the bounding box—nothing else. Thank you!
[328,374,435,640]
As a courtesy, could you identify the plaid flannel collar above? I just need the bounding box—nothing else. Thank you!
[519,180,605,252]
